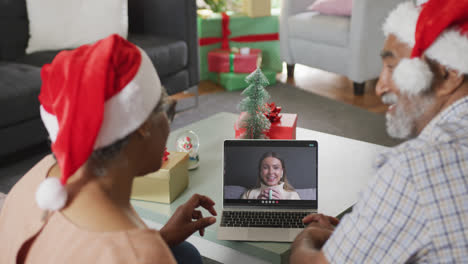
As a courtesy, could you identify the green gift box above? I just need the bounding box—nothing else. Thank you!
[198,12,282,81]
[207,71,277,92]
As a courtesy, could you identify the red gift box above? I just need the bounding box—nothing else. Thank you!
[208,48,261,73]
[234,112,298,139]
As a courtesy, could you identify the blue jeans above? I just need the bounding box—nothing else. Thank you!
[171,241,202,264]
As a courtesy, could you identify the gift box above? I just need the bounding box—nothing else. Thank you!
[234,112,298,139]
[198,12,282,80]
[208,48,262,73]
[207,70,276,92]
[243,0,271,18]
[131,152,189,204]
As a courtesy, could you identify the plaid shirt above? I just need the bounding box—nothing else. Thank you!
[323,97,468,263]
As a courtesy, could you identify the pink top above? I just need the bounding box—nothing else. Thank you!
[0,155,176,264]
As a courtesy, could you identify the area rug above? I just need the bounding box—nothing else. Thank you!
[173,83,402,147]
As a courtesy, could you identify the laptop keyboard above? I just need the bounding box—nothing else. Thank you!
[220,211,311,228]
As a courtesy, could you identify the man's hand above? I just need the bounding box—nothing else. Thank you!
[160,194,217,247]
[289,214,339,263]
[290,225,332,264]
[303,213,339,231]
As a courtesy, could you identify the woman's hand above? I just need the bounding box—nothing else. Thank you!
[160,194,217,247]
[257,188,282,200]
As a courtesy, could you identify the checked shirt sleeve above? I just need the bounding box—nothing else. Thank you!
[322,154,429,263]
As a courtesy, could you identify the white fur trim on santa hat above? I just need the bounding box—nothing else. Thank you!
[94,48,161,149]
[383,1,468,75]
[40,48,162,150]
[383,1,419,47]
[415,0,428,6]
[40,106,59,142]
[393,58,434,95]
[36,177,68,211]
[426,29,468,74]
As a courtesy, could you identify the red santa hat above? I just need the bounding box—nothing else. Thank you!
[36,34,162,211]
[382,0,468,95]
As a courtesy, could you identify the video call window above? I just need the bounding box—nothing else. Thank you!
[223,144,317,203]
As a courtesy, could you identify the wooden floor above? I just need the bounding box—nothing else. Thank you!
[171,64,388,114]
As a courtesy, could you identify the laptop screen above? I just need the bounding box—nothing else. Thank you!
[223,140,317,208]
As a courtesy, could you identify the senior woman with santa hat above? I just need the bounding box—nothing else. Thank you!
[0,34,215,263]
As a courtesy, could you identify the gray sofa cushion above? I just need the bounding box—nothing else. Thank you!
[128,34,187,78]
[0,118,48,157]
[0,63,41,127]
[296,188,317,200]
[288,12,350,48]
[161,70,189,95]
[224,185,247,199]
[0,0,29,60]
[16,35,188,80]
[15,50,62,67]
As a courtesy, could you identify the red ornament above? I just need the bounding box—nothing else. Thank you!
[163,147,170,162]
[264,102,282,123]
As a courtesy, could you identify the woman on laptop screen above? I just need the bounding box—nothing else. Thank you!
[241,152,301,200]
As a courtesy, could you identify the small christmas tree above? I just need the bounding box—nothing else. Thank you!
[238,68,271,139]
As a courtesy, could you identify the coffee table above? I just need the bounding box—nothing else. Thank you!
[132,112,388,264]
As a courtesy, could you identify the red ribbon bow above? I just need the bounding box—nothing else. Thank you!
[265,102,282,123]
[199,12,279,50]
[163,147,170,162]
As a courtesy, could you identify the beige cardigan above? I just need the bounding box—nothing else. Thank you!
[241,182,301,200]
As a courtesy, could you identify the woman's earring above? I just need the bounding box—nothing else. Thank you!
[141,130,151,138]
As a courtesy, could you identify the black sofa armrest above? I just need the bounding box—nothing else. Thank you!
[129,0,199,87]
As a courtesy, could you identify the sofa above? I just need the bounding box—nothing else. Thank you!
[0,0,199,158]
[280,0,405,95]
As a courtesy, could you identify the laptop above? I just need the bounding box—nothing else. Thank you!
[217,140,318,242]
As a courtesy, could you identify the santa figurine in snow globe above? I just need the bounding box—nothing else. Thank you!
[176,130,200,170]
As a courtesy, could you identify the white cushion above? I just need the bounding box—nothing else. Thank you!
[25,0,128,54]
[288,12,350,47]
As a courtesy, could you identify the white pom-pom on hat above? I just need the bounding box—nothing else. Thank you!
[35,178,68,211]
[393,58,433,96]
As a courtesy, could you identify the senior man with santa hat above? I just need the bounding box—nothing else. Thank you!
[290,0,468,263]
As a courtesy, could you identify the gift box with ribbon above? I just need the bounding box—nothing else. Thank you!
[198,12,282,80]
[208,47,262,73]
[131,151,189,204]
[234,104,298,139]
[207,70,276,92]
[243,0,271,18]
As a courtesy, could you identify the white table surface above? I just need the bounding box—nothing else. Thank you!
[132,112,388,263]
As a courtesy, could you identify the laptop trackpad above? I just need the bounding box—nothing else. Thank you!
[247,228,291,241]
